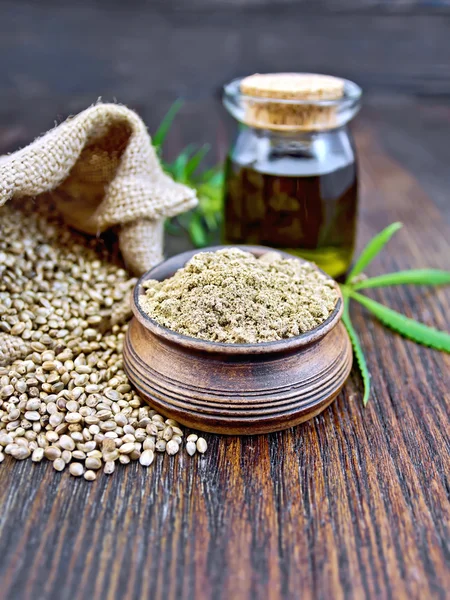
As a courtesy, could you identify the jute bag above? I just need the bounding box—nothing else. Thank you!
[0,103,197,365]
[0,103,197,273]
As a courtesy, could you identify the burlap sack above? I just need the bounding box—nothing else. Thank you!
[0,103,198,366]
[0,102,197,274]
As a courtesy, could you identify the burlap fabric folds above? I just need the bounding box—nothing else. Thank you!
[0,103,197,274]
[0,103,197,366]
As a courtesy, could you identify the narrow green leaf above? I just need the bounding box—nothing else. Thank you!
[167,145,195,182]
[353,269,450,290]
[347,222,403,283]
[197,183,223,224]
[203,208,221,231]
[153,100,184,149]
[349,290,450,352]
[342,298,371,405]
[185,145,210,179]
[201,167,224,187]
[164,218,184,236]
[189,213,208,248]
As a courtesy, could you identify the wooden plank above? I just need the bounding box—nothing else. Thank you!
[0,103,449,599]
[1,1,450,134]
[8,0,450,13]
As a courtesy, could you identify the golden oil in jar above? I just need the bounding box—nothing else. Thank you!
[222,73,362,278]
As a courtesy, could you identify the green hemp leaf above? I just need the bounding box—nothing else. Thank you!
[342,224,450,404]
[341,296,371,406]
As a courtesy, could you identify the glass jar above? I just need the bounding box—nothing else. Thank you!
[222,74,362,278]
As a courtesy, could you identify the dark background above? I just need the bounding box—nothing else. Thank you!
[1,3,450,600]
[1,0,450,164]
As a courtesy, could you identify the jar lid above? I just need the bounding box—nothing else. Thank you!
[223,73,361,132]
[240,73,345,101]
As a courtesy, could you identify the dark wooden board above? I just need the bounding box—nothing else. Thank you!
[1,100,450,599]
[2,0,450,143]
[9,0,450,10]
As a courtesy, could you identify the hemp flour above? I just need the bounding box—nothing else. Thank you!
[139,248,339,343]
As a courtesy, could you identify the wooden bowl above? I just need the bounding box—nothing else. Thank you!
[123,246,353,435]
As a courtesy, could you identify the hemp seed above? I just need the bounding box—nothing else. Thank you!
[0,200,207,481]
[139,449,154,467]
[196,438,208,454]
[84,470,97,481]
[69,463,84,477]
[53,458,66,471]
[166,440,179,456]
[186,441,196,456]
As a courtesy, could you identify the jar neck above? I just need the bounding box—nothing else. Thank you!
[251,125,348,141]
[244,125,350,161]
[230,125,356,176]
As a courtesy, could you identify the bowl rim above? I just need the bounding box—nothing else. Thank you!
[131,245,344,355]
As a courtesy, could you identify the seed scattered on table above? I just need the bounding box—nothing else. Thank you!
[139,449,154,467]
[0,199,208,481]
[197,438,208,454]
[31,448,44,462]
[143,438,155,451]
[119,442,135,455]
[166,440,179,455]
[12,445,30,460]
[85,457,102,470]
[53,457,66,472]
[103,461,115,475]
[44,447,61,461]
[69,462,84,477]
[163,426,173,441]
[186,441,196,456]
[155,440,166,453]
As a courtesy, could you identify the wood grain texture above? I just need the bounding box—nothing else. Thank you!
[0,101,450,599]
[1,0,450,144]
[22,0,450,10]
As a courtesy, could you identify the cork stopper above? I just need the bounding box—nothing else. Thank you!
[240,73,345,131]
